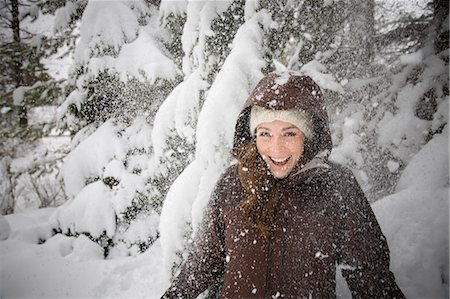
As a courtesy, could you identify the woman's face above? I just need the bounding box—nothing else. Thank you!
[255,120,305,179]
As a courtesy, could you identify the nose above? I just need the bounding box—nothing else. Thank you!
[270,135,287,153]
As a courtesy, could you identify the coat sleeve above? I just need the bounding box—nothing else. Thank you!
[161,174,226,299]
[335,167,405,299]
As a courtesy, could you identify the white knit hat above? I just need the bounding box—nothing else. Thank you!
[249,106,313,139]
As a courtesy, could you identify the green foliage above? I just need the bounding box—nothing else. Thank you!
[113,167,162,255]
[102,176,120,188]
[162,13,186,69]
[150,133,196,212]
[0,0,69,162]
[50,228,113,258]
[260,0,350,68]
[205,0,245,84]
[123,192,154,221]
[375,1,433,61]
[0,39,53,93]
[171,220,193,277]
[77,71,180,126]
[330,1,448,200]
[40,1,85,62]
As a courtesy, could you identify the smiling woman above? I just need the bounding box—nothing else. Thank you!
[255,119,305,179]
[161,72,405,298]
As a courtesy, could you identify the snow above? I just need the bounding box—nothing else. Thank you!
[53,1,78,32]
[396,125,448,191]
[1,107,11,114]
[151,69,206,167]
[387,160,400,173]
[376,65,439,163]
[399,49,424,65]
[1,238,107,298]
[0,215,11,240]
[372,127,449,298]
[57,89,86,129]
[12,82,44,106]
[244,0,259,21]
[66,234,105,261]
[159,161,202,273]
[1,207,168,298]
[28,106,56,126]
[119,212,160,247]
[1,0,448,298]
[88,28,180,83]
[433,96,449,131]
[55,117,153,243]
[62,120,126,199]
[181,1,233,75]
[159,0,187,19]
[300,60,345,93]
[76,1,139,63]
[330,111,365,168]
[52,181,117,238]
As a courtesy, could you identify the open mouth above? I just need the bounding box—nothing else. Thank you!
[269,157,291,166]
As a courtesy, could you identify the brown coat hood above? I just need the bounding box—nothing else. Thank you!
[233,73,333,165]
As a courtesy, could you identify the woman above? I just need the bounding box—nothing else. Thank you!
[162,73,405,298]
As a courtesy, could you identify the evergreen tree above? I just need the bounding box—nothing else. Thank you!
[331,0,448,200]
[53,0,182,257]
[0,0,71,214]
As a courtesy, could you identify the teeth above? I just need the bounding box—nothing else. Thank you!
[271,157,289,163]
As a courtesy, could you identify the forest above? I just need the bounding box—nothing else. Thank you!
[0,0,448,298]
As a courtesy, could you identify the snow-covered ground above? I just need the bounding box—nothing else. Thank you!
[1,208,169,298]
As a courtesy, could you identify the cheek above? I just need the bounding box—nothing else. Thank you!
[290,140,305,158]
[255,139,267,156]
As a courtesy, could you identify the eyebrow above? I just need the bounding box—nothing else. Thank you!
[256,126,300,131]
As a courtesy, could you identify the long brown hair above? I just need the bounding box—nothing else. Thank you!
[233,140,279,237]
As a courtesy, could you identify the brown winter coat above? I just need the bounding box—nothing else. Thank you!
[162,74,404,298]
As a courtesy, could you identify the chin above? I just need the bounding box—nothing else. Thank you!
[271,170,290,179]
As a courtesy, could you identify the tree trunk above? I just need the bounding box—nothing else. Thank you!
[10,0,27,127]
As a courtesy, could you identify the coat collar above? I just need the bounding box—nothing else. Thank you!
[281,149,331,186]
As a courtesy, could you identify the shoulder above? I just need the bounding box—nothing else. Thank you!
[311,161,358,188]
[307,161,367,205]
[324,162,371,211]
[216,163,240,188]
[325,161,357,184]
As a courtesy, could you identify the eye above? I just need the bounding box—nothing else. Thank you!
[257,131,271,138]
[284,131,298,137]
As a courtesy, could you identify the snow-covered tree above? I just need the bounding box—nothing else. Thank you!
[56,0,179,130]
[53,0,181,256]
[330,0,448,199]
[0,0,72,214]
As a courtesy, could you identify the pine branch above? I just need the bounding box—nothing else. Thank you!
[0,16,12,27]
